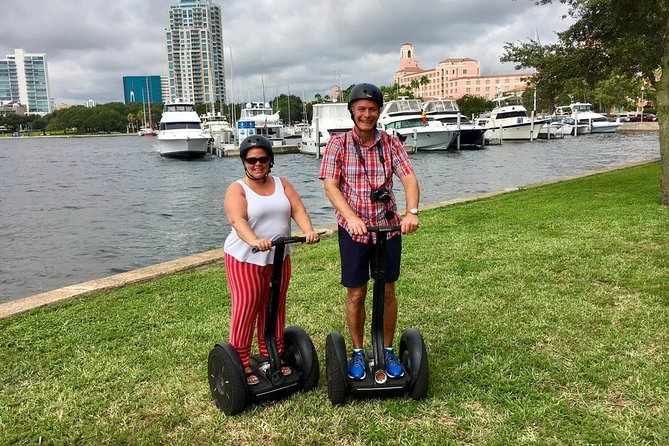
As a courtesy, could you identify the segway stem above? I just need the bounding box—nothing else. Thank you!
[265,242,286,382]
[252,236,310,381]
[366,225,401,375]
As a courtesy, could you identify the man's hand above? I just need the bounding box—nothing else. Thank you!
[400,213,419,235]
[346,215,368,236]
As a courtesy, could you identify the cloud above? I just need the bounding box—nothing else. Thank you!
[0,0,573,105]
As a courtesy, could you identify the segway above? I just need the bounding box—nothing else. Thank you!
[208,236,320,415]
[326,225,428,405]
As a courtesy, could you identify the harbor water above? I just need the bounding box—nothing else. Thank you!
[0,132,660,303]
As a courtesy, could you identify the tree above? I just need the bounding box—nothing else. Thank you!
[505,0,669,205]
[457,95,495,119]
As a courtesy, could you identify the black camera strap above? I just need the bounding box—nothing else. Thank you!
[348,133,388,191]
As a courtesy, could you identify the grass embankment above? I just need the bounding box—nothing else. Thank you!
[2,162,668,445]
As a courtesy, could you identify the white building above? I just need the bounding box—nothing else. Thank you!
[165,0,225,107]
[0,49,52,115]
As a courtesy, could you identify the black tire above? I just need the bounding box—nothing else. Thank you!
[208,344,247,415]
[400,328,429,400]
[325,331,349,405]
[283,325,320,391]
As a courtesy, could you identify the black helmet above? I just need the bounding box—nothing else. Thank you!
[239,134,274,167]
[347,83,383,111]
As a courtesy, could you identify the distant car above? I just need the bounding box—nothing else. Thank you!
[627,113,657,122]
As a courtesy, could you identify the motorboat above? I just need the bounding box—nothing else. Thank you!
[537,118,566,139]
[157,100,211,159]
[422,99,485,149]
[300,102,353,155]
[239,102,285,143]
[482,95,547,141]
[553,103,622,133]
[377,98,455,151]
[200,111,232,135]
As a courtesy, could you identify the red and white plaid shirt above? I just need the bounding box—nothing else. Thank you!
[319,129,415,243]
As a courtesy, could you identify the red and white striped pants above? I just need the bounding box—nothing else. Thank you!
[224,253,292,368]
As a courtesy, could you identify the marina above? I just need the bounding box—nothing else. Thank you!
[0,131,660,303]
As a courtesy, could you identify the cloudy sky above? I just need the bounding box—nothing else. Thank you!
[0,0,574,105]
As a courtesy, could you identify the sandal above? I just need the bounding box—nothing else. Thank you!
[244,367,259,386]
[280,361,292,376]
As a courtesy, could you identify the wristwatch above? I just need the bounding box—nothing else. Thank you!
[409,208,419,215]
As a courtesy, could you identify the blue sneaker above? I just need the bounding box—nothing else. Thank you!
[384,348,404,378]
[347,349,367,380]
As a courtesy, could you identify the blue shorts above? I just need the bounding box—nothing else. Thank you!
[338,225,402,288]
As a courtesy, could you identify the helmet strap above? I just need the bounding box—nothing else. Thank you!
[244,164,270,183]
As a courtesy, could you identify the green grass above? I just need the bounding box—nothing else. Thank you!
[2,162,668,445]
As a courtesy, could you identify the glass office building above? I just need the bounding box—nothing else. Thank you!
[122,76,164,104]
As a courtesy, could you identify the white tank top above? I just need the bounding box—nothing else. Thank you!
[224,175,292,266]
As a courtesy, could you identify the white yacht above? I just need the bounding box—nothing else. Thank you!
[200,111,232,136]
[157,100,211,159]
[482,96,547,141]
[300,102,353,155]
[377,98,455,151]
[422,99,485,148]
[554,102,622,133]
[239,102,285,143]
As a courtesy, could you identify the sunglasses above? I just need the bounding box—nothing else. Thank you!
[244,156,270,165]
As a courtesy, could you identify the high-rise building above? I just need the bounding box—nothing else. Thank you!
[165,0,225,107]
[122,75,163,104]
[0,49,52,115]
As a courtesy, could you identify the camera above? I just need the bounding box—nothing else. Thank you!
[370,187,391,203]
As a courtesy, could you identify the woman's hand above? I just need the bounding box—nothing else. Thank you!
[304,230,320,244]
[251,238,272,252]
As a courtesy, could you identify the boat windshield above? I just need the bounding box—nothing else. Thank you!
[572,103,593,112]
[439,115,471,124]
[495,110,527,119]
[494,96,523,107]
[385,118,428,129]
[160,122,203,130]
[243,108,273,117]
[385,99,422,114]
[424,100,458,113]
[164,104,195,113]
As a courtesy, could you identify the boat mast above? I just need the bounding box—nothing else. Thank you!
[146,78,153,130]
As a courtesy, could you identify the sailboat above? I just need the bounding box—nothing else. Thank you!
[138,80,157,136]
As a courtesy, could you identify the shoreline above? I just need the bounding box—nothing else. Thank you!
[0,158,659,320]
[0,121,659,140]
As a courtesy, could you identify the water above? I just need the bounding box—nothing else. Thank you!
[0,132,660,303]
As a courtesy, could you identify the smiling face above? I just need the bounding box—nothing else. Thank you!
[351,98,381,134]
[243,147,271,180]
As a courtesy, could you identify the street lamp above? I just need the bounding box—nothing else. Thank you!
[641,85,643,122]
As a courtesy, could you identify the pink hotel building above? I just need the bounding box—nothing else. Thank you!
[393,43,534,101]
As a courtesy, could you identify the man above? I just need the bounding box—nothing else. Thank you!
[319,83,420,380]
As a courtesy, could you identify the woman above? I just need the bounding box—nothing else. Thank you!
[223,134,319,385]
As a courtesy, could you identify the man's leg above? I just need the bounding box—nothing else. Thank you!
[346,284,368,349]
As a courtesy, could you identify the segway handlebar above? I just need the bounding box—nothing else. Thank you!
[251,236,318,253]
[366,225,402,233]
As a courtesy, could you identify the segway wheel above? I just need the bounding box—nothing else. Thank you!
[283,325,320,391]
[399,328,429,400]
[208,344,247,415]
[325,331,349,405]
